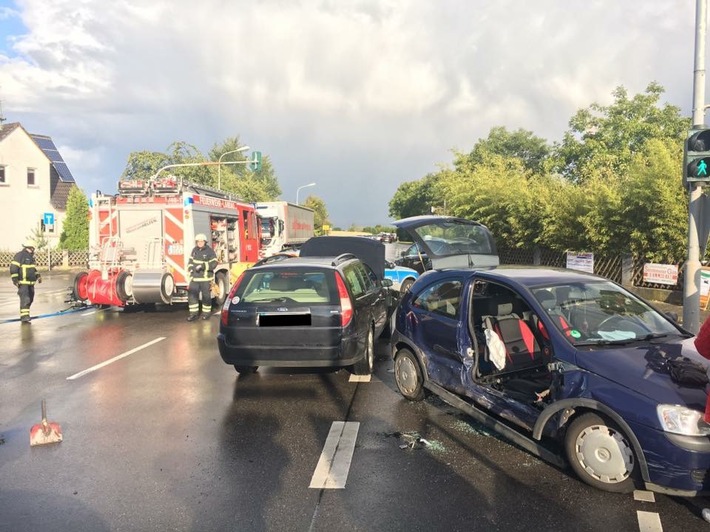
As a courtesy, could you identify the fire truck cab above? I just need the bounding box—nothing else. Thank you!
[72,175,260,308]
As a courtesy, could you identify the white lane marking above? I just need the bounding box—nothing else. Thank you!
[637,511,663,532]
[66,337,166,380]
[309,421,360,489]
[633,490,655,503]
[82,310,97,317]
[349,375,371,382]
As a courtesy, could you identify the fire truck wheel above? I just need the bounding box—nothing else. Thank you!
[72,271,89,301]
[213,272,229,306]
[115,271,133,302]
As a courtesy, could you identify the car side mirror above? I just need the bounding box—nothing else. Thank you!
[665,311,679,324]
[400,251,406,257]
[382,278,393,287]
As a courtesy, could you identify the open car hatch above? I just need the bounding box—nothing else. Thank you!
[393,216,499,270]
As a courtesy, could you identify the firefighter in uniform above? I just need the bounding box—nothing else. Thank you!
[10,241,41,323]
[187,233,218,321]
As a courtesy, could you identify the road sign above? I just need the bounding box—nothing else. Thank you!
[43,212,55,226]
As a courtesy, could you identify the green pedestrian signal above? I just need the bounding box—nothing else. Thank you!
[250,151,262,171]
[684,128,710,184]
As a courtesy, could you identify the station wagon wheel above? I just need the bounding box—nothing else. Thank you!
[564,413,637,493]
[394,348,425,401]
[400,279,414,294]
[353,326,375,375]
[234,365,258,374]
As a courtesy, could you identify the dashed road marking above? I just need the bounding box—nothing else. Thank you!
[637,510,662,532]
[309,421,359,489]
[634,490,655,503]
[66,337,166,380]
[349,374,371,382]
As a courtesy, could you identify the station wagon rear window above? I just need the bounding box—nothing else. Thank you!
[235,269,336,304]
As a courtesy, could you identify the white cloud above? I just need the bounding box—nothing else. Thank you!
[0,0,699,226]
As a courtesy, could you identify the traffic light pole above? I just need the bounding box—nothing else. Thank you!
[684,0,707,333]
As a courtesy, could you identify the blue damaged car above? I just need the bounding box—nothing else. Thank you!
[390,218,710,496]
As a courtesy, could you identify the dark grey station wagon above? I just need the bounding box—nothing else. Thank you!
[217,252,392,375]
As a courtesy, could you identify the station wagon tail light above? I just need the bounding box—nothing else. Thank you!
[221,272,245,326]
[335,272,353,327]
[657,404,710,436]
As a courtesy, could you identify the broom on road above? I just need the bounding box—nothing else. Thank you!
[29,399,63,446]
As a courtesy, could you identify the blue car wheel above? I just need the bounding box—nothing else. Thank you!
[564,412,637,493]
[394,348,425,401]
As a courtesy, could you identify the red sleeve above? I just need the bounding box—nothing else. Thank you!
[694,317,710,360]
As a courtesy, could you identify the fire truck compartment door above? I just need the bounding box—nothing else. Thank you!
[118,210,164,266]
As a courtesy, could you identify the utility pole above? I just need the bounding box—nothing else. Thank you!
[684,0,708,333]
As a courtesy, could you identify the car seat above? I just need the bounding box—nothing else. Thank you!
[481,297,552,402]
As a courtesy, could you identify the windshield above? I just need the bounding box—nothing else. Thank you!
[414,223,494,255]
[531,281,681,345]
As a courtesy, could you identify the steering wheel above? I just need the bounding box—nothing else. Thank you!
[596,314,651,335]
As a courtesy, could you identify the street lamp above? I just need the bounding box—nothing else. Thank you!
[296,182,316,204]
[218,146,250,190]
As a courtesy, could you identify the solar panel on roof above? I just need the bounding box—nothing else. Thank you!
[30,134,76,183]
[32,136,55,150]
[54,162,75,182]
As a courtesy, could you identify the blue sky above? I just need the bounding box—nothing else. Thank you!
[0,1,699,227]
[0,1,24,57]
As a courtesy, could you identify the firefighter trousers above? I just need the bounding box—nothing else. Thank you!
[187,280,212,315]
[18,284,35,319]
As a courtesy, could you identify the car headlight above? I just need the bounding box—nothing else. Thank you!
[657,404,710,436]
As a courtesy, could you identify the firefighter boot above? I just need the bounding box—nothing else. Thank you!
[186,314,199,322]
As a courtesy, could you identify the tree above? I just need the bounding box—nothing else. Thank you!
[120,150,170,181]
[28,224,49,250]
[58,186,90,250]
[463,126,551,175]
[551,82,688,183]
[388,82,690,262]
[302,195,329,235]
[621,138,687,262]
[388,174,441,219]
[120,142,208,182]
[120,137,282,203]
[209,137,281,201]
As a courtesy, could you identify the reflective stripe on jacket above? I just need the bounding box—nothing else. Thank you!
[10,249,38,285]
[187,245,218,282]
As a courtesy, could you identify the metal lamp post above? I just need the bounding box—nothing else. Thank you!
[218,146,250,190]
[296,182,316,204]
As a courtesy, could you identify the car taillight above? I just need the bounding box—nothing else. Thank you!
[221,272,245,326]
[335,272,353,327]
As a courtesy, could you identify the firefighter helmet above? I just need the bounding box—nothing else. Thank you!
[195,233,207,242]
[23,240,35,249]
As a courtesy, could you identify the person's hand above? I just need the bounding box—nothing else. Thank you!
[195,264,204,273]
[36,274,42,284]
[12,279,19,287]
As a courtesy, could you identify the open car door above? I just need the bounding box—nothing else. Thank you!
[393,216,499,271]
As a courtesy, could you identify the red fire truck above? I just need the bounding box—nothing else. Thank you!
[71,175,260,308]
